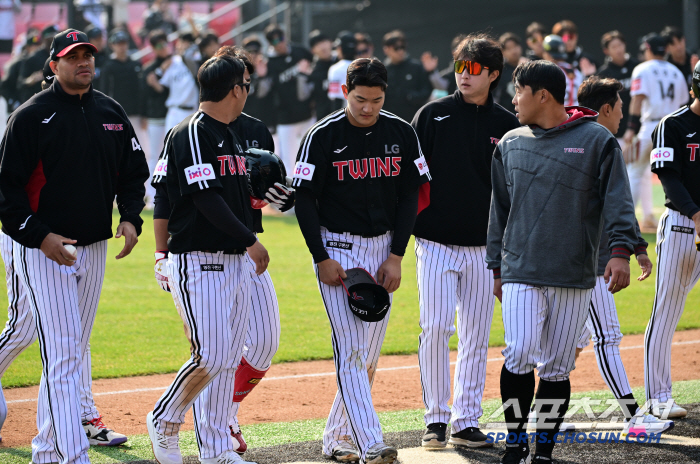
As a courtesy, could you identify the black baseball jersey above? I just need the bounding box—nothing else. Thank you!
[411,91,520,246]
[0,80,149,248]
[650,105,700,215]
[267,44,314,124]
[292,109,431,235]
[596,57,638,138]
[230,112,275,233]
[164,111,254,253]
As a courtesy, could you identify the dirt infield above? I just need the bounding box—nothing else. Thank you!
[2,329,700,448]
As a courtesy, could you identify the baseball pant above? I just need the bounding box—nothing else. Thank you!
[154,251,251,460]
[415,239,495,431]
[14,240,107,464]
[145,118,167,204]
[502,283,591,380]
[277,118,314,174]
[576,275,634,400]
[626,123,656,219]
[0,232,101,424]
[316,228,393,462]
[228,257,281,430]
[645,208,700,403]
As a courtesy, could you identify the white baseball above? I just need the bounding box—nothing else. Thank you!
[64,244,77,259]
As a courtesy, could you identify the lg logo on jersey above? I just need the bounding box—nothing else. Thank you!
[333,157,401,180]
[384,144,400,154]
[216,155,247,176]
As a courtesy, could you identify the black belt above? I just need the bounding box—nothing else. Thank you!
[177,105,195,111]
[200,249,246,255]
[327,229,387,239]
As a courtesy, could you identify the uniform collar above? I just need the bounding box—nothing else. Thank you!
[51,79,94,106]
[453,90,494,112]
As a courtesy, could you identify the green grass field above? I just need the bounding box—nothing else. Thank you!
[0,185,698,388]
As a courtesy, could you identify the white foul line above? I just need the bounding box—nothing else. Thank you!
[7,339,700,405]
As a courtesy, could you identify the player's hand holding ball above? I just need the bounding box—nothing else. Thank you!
[40,233,77,266]
[604,257,631,293]
[247,239,269,275]
[318,259,347,286]
[376,253,402,293]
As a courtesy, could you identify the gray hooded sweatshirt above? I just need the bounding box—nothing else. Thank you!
[486,107,638,289]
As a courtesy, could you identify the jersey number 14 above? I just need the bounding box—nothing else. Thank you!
[658,81,675,100]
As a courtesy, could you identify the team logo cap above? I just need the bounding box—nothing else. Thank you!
[50,29,98,61]
[340,268,391,323]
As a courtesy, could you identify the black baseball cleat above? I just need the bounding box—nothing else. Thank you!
[421,422,447,449]
[532,454,556,464]
[448,426,493,448]
[501,444,531,464]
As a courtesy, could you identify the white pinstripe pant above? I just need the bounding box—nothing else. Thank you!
[14,239,107,464]
[154,251,251,460]
[316,229,393,462]
[0,233,101,430]
[502,283,591,381]
[645,209,700,402]
[415,239,495,431]
[576,276,633,400]
[227,258,281,431]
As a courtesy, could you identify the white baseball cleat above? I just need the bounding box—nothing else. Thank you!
[147,411,183,464]
[200,449,258,464]
[651,399,687,419]
[82,416,128,446]
[622,413,674,437]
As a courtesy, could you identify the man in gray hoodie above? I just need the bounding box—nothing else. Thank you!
[487,60,638,464]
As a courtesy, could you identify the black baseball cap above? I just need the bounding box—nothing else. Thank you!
[41,24,59,40]
[340,268,391,323]
[642,33,669,55]
[50,29,98,61]
[42,57,54,82]
[86,25,103,39]
[109,30,129,44]
[334,32,357,57]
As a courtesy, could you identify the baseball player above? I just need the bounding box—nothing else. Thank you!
[488,60,638,464]
[0,56,128,448]
[327,32,357,111]
[146,54,268,464]
[644,60,700,419]
[0,29,149,464]
[293,58,430,464]
[542,34,583,106]
[151,46,290,457]
[623,33,687,230]
[410,34,520,450]
[572,75,674,436]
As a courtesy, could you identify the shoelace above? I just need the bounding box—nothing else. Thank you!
[87,416,107,430]
[156,429,179,449]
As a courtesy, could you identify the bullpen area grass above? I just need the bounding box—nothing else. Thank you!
[1,183,699,387]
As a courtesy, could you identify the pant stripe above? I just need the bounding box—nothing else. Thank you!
[588,300,622,398]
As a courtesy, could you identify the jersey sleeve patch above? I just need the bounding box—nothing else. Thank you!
[631,78,641,92]
[294,161,315,181]
[650,147,674,164]
[153,158,168,177]
[184,163,216,185]
[414,155,430,176]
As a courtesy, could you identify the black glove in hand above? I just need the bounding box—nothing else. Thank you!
[265,182,296,212]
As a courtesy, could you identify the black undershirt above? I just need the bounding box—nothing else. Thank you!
[657,169,700,219]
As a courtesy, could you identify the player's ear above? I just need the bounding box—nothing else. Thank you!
[488,69,499,84]
[601,103,611,117]
[342,84,349,99]
[49,60,58,74]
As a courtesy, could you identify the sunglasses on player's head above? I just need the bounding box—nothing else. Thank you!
[454,59,490,75]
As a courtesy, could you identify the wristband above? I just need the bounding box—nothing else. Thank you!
[627,114,641,135]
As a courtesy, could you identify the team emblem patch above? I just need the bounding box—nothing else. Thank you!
[185,163,216,184]
[414,155,430,176]
[650,147,674,164]
[248,378,262,384]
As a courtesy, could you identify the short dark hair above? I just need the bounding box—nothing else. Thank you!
[214,45,255,75]
[512,60,566,104]
[499,32,522,49]
[356,32,373,47]
[346,58,388,92]
[148,29,167,47]
[601,30,625,50]
[308,29,330,49]
[178,31,195,43]
[197,32,219,55]
[661,26,684,41]
[242,35,262,54]
[451,34,466,52]
[452,33,504,91]
[264,24,284,43]
[383,30,406,47]
[578,76,622,112]
[198,54,246,103]
[526,22,547,40]
[552,20,578,37]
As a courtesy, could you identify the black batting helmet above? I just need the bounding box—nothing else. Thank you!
[543,34,567,61]
[692,59,700,100]
[340,268,391,323]
[245,148,287,209]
